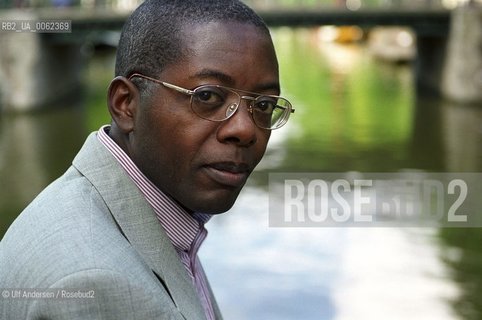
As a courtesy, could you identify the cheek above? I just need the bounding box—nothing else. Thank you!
[131,105,183,176]
[147,116,215,179]
[256,130,271,159]
[140,98,203,156]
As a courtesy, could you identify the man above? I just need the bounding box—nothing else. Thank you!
[0,0,294,319]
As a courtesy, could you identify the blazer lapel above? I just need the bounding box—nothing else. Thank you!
[72,132,206,320]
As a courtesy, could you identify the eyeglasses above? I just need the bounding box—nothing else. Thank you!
[128,73,294,130]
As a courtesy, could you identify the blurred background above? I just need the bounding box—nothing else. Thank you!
[1,0,482,319]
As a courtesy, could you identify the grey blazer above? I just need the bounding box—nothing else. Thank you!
[0,132,222,320]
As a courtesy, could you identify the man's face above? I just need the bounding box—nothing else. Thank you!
[129,22,279,214]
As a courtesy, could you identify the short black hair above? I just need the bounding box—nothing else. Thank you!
[115,0,270,79]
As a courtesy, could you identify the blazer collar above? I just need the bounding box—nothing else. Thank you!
[72,132,206,320]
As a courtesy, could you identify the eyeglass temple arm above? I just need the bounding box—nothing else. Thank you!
[128,73,195,96]
[160,82,194,95]
[276,105,295,113]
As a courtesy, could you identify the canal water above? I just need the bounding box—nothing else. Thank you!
[1,28,481,319]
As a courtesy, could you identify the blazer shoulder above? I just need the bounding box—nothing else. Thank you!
[0,163,130,284]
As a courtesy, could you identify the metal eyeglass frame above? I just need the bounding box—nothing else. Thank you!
[128,73,295,130]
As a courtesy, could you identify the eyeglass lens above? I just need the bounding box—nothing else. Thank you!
[190,85,291,129]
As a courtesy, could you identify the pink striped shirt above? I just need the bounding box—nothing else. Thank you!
[97,125,216,320]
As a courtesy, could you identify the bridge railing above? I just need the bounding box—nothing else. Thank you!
[0,0,462,10]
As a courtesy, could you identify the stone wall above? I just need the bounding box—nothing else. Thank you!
[442,6,482,104]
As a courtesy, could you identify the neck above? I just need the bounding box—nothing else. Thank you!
[107,122,132,157]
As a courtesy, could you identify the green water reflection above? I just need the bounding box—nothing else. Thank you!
[271,28,449,172]
[0,28,481,319]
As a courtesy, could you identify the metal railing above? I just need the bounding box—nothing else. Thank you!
[1,0,474,10]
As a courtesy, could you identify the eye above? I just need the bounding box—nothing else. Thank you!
[193,86,226,106]
[254,97,277,114]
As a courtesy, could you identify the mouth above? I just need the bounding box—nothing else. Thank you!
[203,162,251,188]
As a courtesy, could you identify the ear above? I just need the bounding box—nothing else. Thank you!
[107,76,139,133]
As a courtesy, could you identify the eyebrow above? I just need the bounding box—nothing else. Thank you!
[191,68,281,94]
[191,69,234,85]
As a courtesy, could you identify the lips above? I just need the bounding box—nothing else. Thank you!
[203,162,251,188]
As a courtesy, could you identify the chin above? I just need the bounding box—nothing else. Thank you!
[194,199,237,215]
[188,190,241,214]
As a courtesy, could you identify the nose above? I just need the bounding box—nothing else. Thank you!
[216,100,258,147]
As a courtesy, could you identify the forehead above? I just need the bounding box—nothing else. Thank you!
[162,21,279,88]
[182,21,270,50]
